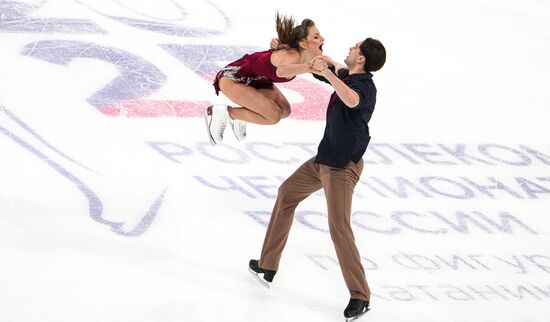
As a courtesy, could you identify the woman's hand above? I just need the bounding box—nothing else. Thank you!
[308,56,328,74]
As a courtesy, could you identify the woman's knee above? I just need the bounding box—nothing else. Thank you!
[263,103,283,124]
[266,100,291,123]
[280,101,291,119]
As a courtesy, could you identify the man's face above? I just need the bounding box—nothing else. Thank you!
[305,26,325,57]
[344,41,363,67]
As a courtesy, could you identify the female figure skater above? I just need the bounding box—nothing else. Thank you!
[205,12,325,144]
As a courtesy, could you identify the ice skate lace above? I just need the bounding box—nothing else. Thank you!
[217,117,227,137]
[237,121,246,137]
[232,120,246,139]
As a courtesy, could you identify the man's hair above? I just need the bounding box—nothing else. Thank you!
[275,12,315,50]
[360,38,386,72]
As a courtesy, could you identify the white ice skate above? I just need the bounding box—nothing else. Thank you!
[230,118,247,141]
[204,104,229,145]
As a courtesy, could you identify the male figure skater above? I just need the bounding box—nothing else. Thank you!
[249,37,386,320]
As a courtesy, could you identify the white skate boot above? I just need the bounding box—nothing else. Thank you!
[204,104,229,145]
[230,118,247,141]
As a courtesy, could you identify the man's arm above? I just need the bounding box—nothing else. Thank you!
[318,67,360,108]
[322,56,346,75]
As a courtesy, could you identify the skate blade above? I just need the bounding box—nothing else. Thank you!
[248,267,271,289]
[203,107,216,145]
[345,307,369,322]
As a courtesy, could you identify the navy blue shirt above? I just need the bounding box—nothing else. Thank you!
[313,68,376,168]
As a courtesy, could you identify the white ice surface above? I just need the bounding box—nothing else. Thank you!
[1,1,549,322]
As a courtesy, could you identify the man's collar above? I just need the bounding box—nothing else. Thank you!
[349,71,373,79]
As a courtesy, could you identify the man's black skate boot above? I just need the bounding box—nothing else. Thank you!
[344,298,370,320]
[249,259,276,288]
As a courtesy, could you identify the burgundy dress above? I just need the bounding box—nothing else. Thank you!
[213,49,295,95]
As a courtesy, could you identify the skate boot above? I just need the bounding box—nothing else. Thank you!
[230,118,247,141]
[204,104,229,145]
[344,298,369,321]
[248,259,276,289]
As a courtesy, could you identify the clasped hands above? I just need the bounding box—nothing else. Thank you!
[308,56,330,75]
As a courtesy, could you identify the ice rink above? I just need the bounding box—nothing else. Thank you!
[1,1,549,321]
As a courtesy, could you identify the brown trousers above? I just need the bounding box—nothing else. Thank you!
[259,157,370,301]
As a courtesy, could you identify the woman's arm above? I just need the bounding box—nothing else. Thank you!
[276,63,311,78]
[273,50,312,78]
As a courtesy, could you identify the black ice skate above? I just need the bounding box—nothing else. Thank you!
[248,259,276,289]
[344,298,370,321]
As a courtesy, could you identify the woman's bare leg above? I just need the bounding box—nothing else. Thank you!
[218,77,291,125]
[257,85,291,119]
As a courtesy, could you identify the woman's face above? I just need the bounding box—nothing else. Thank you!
[304,26,325,57]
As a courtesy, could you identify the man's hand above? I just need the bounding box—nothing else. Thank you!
[270,38,280,49]
[270,38,289,50]
[308,56,329,74]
